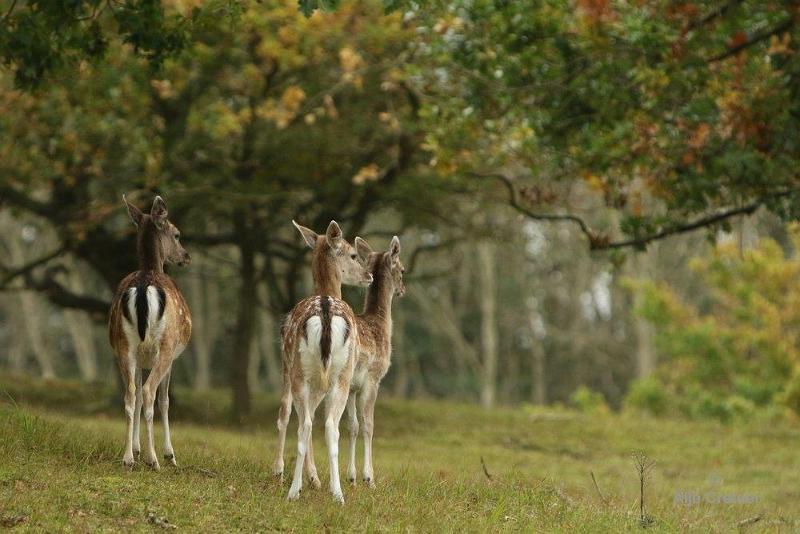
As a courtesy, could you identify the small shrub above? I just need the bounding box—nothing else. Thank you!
[624,377,670,417]
[569,386,610,414]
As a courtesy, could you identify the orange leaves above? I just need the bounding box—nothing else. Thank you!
[688,122,711,150]
[255,86,306,130]
[351,164,380,185]
[577,0,615,25]
[339,46,364,88]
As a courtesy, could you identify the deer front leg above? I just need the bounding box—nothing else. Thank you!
[158,369,176,466]
[346,393,359,485]
[132,367,142,461]
[141,351,172,471]
[360,381,379,487]
[120,357,137,468]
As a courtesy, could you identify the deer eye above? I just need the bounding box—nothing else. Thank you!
[175,233,180,240]
[350,253,357,260]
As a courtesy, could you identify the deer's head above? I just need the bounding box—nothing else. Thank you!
[124,195,191,268]
[293,220,373,288]
[355,235,405,297]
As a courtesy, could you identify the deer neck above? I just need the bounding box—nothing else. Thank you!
[363,259,393,322]
[311,250,342,299]
[137,222,164,273]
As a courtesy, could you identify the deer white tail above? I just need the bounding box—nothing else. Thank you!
[302,297,349,390]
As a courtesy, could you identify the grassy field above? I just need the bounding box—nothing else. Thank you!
[0,374,798,532]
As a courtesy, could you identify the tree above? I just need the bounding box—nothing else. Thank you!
[0,0,455,420]
[410,0,800,250]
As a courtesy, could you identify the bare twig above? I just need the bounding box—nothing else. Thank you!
[631,451,656,526]
[590,470,608,506]
[480,456,493,480]
[737,515,762,529]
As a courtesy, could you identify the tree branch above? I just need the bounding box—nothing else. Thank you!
[0,246,67,287]
[25,272,109,320]
[473,172,603,247]
[477,171,798,251]
[687,0,744,32]
[708,17,794,63]
[0,184,55,219]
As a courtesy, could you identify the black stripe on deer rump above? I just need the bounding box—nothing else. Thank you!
[121,285,168,341]
[320,296,332,369]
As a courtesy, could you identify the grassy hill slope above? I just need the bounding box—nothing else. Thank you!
[0,375,797,532]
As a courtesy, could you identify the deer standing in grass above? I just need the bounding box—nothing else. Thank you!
[275,220,372,503]
[303,236,405,487]
[108,196,191,470]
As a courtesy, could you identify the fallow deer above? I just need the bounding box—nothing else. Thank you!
[303,236,405,488]
[275,220,371,503]
[108,195,192,470]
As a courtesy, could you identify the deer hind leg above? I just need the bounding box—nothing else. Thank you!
[132,367,143,460]
[120,355,137,468]
[141,348,172,471]
[287,386,313,501]
[325,381,350,504]
[346,392,359,485]
[305,432,321,489]
[158,369,177,466]
[360,381,379,487]
[273,366,292,480]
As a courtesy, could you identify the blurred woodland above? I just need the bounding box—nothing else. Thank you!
[2,0,800,422]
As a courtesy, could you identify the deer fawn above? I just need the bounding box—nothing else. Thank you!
[303,236,405,488]
[108,195,191,470]
[275,220,372,503]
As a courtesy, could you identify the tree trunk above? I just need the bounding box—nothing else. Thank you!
[231,213,256,421]
[248,334,261,393]
[259,286,281,391]
[5,298,26,373]
[633,247,658,378]
[63,260,98,381]
[392,308,409,398]
[529,311,547,405]
[63,309,98,381]
[189,268,210,390]
[477,241,498,408]
[19,291,56,379]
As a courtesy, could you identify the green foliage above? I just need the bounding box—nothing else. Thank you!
[630,231,800,420]
[569,385,610,414]
[410,0,800,243]
[624,376,670,417]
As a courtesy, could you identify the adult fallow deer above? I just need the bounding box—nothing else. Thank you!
[108,195,191,470]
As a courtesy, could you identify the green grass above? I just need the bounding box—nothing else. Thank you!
[0,374,798,532]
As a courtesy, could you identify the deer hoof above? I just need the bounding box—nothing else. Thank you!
[164,454,177,467]
[308,475,321,490]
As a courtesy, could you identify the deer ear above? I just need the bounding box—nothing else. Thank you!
[123,195,143,227]
[355,237,373,262]
[389,235,401,259]
[150,196,168,229]
[326,220,343,252]
[292,220,318,248]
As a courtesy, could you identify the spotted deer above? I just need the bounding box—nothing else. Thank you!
[274,220,372,503]
[303,236,405,488]
[108,195,192,470]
